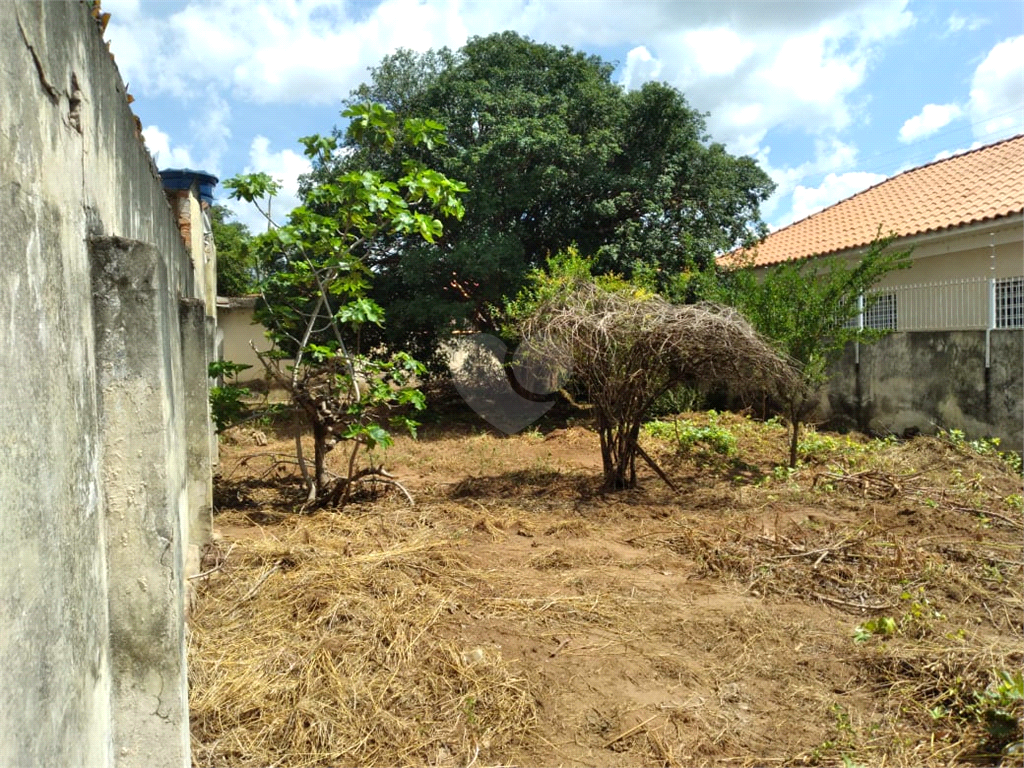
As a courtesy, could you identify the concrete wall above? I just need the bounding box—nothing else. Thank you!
[1,4,214,767]
[217,297,293,393]
[218,298,269,381]
[819,330,1024,450]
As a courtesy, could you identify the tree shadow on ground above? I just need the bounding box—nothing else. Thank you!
[448,469,593,502]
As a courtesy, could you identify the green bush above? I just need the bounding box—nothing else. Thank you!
[940,429,1023,476]
[645,413,737,457]
[970,670,1024,754]
[208,360,253,432]
[646,384,704,419]
[797,429,839,462]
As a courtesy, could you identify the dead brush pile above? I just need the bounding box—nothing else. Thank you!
[188,510,538,767]
[652,434,1022,616]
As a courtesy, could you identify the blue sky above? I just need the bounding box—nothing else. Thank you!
[103,0,1024,234]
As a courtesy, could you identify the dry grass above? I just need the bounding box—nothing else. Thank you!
[189,512,538,767]
[192,415,1023,767]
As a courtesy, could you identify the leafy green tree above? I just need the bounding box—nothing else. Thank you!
[311,32,775,358]
[210,204,255,296]
[224,103,467,505]
[710,236,913,467]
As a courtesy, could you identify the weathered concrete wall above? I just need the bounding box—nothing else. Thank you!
[819,330,1024,450]
[180,298,214,587]
[92,239,191,767]
[1,4,213,767]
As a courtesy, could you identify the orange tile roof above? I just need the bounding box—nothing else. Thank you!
[728,134,1024,267]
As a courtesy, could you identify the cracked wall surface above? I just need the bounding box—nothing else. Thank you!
[1,4,213,767]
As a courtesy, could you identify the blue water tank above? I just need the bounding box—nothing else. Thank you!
[159,168,219,205]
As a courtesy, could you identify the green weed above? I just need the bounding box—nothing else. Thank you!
[940,428,1023,476]
[969,670,1024,754]
[645,413,738,457]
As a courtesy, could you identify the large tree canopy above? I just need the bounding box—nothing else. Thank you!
[211,204,255,296]
[310,31,776,356]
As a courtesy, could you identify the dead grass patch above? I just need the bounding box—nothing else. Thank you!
[192,416,1023,767]
[189,515,538,767]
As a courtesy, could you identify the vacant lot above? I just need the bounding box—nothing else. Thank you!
[189,410,1022,767]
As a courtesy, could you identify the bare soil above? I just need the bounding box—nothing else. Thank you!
[190,410,1023,767]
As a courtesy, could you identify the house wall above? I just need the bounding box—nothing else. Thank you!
[1,4,213,767]
[218,299,283,390]
[819,330,1024,450]
[890,241,1021,283]
[824,219,1023,331]
[744,218,1022,448]
[822,217,1022,282]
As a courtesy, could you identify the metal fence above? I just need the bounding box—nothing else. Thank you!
[853,276,1024,332]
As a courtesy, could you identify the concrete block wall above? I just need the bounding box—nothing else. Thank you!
[1,4,215,767]
[819,330,1024,450]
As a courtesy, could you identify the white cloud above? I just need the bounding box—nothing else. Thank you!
[680,27,755,77]
[189,90,232,175]
[223,136,313,233]
[967,36,1024,141]
[946,13,988,35]
[789,171,886,223]
[108,0,473,105]
[101,0,141,20]
[108,0,915,153]
[898,103,964,143]
[141,126,195,168]
[105,0,923,232]
[756,137,860,223]
[610,2,914,155]
[140,90,232,176]
[620,46,662,90]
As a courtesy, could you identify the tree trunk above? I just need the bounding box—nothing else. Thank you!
[312,418,329,495]
[789,405,800,469]
[598,416,640,491]
[294,409,312,499]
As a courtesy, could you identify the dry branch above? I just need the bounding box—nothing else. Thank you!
[520,281,798,489]
[235,560,282,605]
[317,466,415,509]
[603,714,659,748]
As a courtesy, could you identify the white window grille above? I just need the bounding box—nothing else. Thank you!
[996,277,1024,329]
[836,277,1021,333]
[842,299,861,330]
[863,293,897,330]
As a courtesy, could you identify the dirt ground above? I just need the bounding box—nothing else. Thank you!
[189,408,1023,768]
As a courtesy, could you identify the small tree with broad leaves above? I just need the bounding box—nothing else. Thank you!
[224,103,467,507]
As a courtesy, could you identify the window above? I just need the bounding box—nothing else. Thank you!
[863,293,897,330]
[996,277,1024,329]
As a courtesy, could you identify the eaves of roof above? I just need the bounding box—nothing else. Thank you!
[724,134,1024,268]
